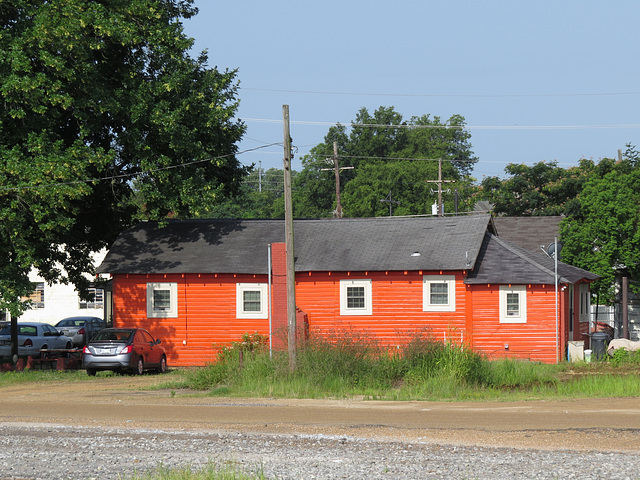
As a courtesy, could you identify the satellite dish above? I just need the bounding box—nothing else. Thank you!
[547,241,563,258]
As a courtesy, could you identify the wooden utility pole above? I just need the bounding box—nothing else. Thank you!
[426,158,455,216]
[380,190,400,216]
[282,105,296,370]
[320,142,353,218]
[617,149,630,339]
[332,142,342,218]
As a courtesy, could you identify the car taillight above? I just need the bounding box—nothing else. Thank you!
[118,345,133,354]
[82,346,91,354]
[22,338,33,347]
[78,328,85,335]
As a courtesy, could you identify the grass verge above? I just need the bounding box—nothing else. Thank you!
[173,330,640,402]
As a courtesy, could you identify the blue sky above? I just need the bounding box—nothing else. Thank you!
[183,1,640,180]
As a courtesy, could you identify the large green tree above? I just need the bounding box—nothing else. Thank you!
[560,158,640,300]
[479,161,587,216]
[0,0,246,318]
[294,107,478,218]
[479,144,640,217]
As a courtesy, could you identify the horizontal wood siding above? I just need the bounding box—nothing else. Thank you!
[112,271,569,366]
[469,284,560,363]
[112,273,270,367]
[295,271,468,348]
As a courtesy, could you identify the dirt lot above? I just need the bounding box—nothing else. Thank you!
[2,374,640,453]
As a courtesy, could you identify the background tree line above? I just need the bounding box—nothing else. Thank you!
[211,106,480,219]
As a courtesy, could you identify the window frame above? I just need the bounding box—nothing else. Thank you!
[579,283,590,323]
[79,287,104,310]
[146,282,178,318]
[26,282,45,309]
[499,285,527,324]
[423,275,456,312]
[236,283,269,319]
[339,279,373,316]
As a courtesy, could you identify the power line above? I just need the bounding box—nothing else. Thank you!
[243,117,640,131]
[241,87,640,99]
[314,154,475,163]
[0,143,282,193]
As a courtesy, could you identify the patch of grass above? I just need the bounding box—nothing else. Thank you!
[126,462,272,480]
[178,330,640,402]
[0,369,88,386]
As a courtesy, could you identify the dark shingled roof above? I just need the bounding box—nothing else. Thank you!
[97,215,493,275]
[464,232,599,285]
[493,216,563,254]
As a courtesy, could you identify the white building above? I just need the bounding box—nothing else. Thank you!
[17,250,108,325]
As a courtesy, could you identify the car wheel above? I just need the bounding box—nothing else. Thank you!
[135,357,144,375]
[40,346,48,359]
[157,355,167,374]
[86,368,96,376]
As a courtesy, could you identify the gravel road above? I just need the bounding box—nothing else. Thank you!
[1,375,639,480]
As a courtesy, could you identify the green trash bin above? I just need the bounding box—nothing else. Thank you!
[590,332,609,361]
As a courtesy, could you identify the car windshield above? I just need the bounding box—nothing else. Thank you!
[57,319,85,327]
[91,330,132,342]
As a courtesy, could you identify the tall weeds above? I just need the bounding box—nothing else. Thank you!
[186,329,505,399]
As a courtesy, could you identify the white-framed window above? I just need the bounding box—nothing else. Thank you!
[146,282,178,318]
[25,282,45,309]
[340,279,372,316]
[423,275,456,312]
[236,283,269,319]
[579,283,590,323]
[79,288,104,309]
[499,285,527,323]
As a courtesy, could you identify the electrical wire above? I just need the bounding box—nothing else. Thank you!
[0,142,282,193]
[313,154,475,163]
[243,117,640,130]
[241,87,640,98]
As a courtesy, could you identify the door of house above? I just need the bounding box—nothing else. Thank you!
[568,285,574,341]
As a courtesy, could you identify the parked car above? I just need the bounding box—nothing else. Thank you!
[82,328,167,376]
[0,322,73,360]
[54,316,106,347]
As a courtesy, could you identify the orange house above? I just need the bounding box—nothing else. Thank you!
[97,215,598,366]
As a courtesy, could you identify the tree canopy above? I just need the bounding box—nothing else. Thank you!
[560,157,640,300]
[291,106,478,218]
[477,146,640,302]
[479,144,640,217]
[479,161,589,216]
[0,0,246,316]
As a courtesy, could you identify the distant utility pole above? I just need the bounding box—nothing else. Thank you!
[380,190,400,216]
[320,142,353,218]
[282,105,296,371]
[426,158,455,217]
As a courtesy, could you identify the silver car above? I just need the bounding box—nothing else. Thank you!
[54,316,106,347]
[82,328,167,376]
[0,322,73,360]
